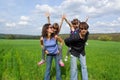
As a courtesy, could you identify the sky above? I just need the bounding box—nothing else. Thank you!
[0,0,120,35]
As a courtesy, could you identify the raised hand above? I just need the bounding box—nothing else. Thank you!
[45,12,50,18]
[85,16,89,22]
[45,12,50,23]
[62,14,66,20]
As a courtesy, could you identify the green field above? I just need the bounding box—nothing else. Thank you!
[0,39,120,80]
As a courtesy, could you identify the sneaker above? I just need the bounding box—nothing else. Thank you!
[64,58,68,62]
[59,60,64,67]
[38,60,45,66]
[64,56,68,62]
[86,42,88,45]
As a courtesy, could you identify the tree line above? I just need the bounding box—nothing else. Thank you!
[0,33,120,41]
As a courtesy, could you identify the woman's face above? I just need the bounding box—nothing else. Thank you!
[53,27,58,32]
[47,25,54,33]
[80,27,88,36]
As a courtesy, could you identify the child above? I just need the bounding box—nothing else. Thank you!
[63,16,80,61]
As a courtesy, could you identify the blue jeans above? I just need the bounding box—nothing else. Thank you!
[70,53,88,80]
[41,45,62,60]
[41,47,45,60]
[58,45,62,60]
[44,55,61,80]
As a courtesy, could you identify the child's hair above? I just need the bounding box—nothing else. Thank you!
[71,18,80,25]
[53,23,59,34]
[79,22,89,29]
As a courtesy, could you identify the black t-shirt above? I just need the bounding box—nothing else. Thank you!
[64,32,89,57]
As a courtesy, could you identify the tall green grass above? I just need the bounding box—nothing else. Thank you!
[0,39,120,80]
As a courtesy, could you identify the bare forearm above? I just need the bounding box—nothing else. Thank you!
[59,18,64,32]
[45,12,50,23]
[64,18,74,31]
[47,16,50,24]
[56,36,64,46]
[64,18,71,27]
[85,16,89,22]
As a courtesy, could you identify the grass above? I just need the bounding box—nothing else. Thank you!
[0,39,120,80]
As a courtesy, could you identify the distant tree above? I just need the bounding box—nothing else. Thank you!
[6,34,15,39]
[98,35,112,41]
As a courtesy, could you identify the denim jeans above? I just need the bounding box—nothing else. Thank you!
[41,45,62,60]
[58,45,62,60]
[44,55,61,80]
[70,53,88,80]
[41,47,45,60]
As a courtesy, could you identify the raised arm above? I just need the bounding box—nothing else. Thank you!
[55,35,64,46]
[85,16,89,22]
[45,12,50,24]
[59,14,64,32]
[63,14,74,31]
[64,16,72,28]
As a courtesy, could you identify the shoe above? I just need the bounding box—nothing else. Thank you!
[38,60,45,66]
[59,60,64,67]
[64,58,68,61]
[64,56,68,61]
[65,56,68,59]
[86,42,88,45]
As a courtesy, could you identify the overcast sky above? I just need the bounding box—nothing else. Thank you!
[0,0,120,35]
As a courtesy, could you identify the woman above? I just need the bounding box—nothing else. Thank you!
[63,15,89,61]
[64,22,89,80]
[41,23,62,80]
[38,12,64,67]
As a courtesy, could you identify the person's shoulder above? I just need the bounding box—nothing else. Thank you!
[85,31,89,36]
[87,31,89,34]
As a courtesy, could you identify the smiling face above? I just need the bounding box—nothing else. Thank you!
[80,27,88,36]
[72,23,79,29]
[47,25,54,34]
[71,18,80,29]
[79,22,89,36]
[52,23,59,34]
[42,23,54,37]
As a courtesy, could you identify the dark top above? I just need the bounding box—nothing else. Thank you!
[64,32,89,57]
